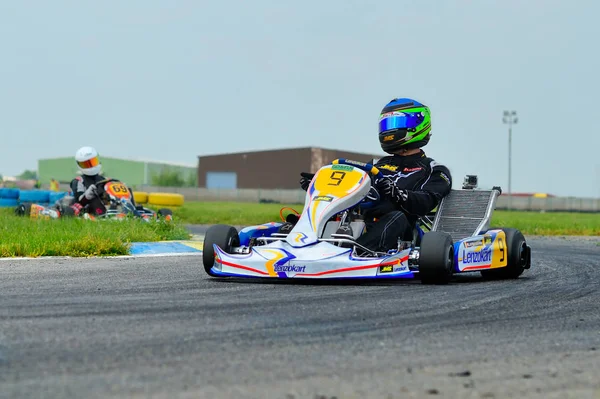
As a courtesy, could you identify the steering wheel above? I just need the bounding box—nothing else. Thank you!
[331,158,383,208]
[94,178,122,200]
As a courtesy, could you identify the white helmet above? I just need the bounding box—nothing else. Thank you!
[75,146,102,176]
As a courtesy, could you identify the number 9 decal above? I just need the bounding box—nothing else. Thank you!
[328,171,346,186]
[498,237,505,262]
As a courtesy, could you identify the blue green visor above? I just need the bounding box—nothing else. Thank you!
[378,112,424,133]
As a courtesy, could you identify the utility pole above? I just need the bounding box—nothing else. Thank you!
[503,111,518,210]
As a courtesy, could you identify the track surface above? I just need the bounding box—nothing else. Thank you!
[1,237,599,399]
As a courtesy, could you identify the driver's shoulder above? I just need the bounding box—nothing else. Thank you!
[422,157,452,186]
[422,156,451,173]
[69,176,83,187]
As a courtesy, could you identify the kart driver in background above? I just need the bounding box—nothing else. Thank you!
[291,98,453,253]
[66,146,108,216]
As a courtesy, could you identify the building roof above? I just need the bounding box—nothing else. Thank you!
[197,146,382,159]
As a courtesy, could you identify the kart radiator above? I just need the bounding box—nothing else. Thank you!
[431,189,499,242]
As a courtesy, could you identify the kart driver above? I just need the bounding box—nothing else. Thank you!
[292,98,453,253]
[66,146,109,216]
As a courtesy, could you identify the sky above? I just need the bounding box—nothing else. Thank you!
[1,0,599,198]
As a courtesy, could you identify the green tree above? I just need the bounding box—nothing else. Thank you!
[150,167,186,187]
[186,172,198,187]
[18,170,38,180]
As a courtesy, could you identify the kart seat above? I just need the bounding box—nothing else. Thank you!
[57,196,76,208]
[321,220,366,240]
[430,187,501,242]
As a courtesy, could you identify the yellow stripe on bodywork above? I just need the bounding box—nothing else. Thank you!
[262,249,285,277]
[490,231,508,269]
[310,200,319,233]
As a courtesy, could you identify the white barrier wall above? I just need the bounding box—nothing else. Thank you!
[495,195,600,212]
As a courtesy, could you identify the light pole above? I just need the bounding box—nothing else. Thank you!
[503,111,518,210]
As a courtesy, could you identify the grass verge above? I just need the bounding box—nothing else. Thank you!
[147,202,600,236]
[146,202,303,226]
[0,208,190,257]
[491,210,600,236]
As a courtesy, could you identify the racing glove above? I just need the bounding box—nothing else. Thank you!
[375,176,408,204]
[70,202,83,216]
[299,172,315,191]
[82,184,98,201]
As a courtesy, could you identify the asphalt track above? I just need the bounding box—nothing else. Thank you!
[1,236,599,399]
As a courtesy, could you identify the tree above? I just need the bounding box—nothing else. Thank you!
[18,170,37,180]
[186,172,198,187]
[150,167,186,187]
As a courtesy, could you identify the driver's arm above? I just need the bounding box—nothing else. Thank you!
[395,166,452,216]
[71,177,87,204]
[71,177,96,206]
[400,165,452,216]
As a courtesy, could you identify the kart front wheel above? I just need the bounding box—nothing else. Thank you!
[481,228,530,280]
[418,231,454,285]
[202,224,240,277]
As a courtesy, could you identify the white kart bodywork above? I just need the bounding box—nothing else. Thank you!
[210,162,416,279]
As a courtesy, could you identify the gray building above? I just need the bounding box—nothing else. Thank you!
[197,147,382,189]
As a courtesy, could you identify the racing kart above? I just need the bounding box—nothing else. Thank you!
[202,159,531,284]
[14,178,173,222]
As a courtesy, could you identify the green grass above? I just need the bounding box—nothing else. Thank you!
[148,202,600,236]
[1,202,597,258]
[146,202,304,226]
[0,208,190,257]
[491,210,600,236]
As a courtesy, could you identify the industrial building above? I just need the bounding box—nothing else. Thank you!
[38,156,197,189]
[197,147,383,189]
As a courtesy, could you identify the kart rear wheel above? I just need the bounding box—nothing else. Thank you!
[157,208,173,219]
[481,228,530,280]
[418,231,454,285]
[14,202,32,217]
[202,224,240,277]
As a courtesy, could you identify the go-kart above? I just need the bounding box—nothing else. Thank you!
[202,159,531,284]
[14,178,173,222]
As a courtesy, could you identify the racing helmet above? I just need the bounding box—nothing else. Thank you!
[75,146,102,176]
[378,98,432,154]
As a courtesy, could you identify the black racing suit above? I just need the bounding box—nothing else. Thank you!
[356,150,452,252]
[69,174,108,216]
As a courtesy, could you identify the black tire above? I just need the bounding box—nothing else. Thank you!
[419,231,455,284]
[14,202,33,217]
[157,208,173,218]
[202,224,240,277]
[480,227,530,280]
